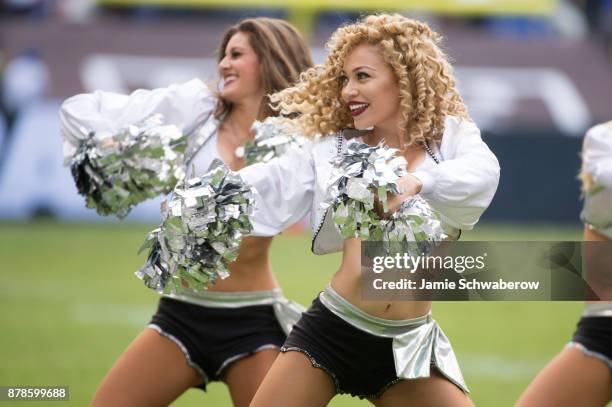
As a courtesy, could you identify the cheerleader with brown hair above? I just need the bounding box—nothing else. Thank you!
[60,18,313,407]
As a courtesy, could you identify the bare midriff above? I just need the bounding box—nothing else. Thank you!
[206,134,278,292]
[328,141,430,320]
[207,236,278,292]
[331,238,431,320]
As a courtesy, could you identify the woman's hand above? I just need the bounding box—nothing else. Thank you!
[375,174,423,217]
[397,174,423,197]
[100,137,119,149]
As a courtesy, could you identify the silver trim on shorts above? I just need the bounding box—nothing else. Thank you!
[582,303,612,318]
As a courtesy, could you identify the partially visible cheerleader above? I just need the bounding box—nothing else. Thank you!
[517,121,612,407]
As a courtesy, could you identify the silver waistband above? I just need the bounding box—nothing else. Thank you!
[164,288,284,308]
[164,288,305,335]
[583,303,612,317]
[319,285,432,337]
[319,284,468,393]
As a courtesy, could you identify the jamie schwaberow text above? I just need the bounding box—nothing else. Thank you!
[372,278,541,291]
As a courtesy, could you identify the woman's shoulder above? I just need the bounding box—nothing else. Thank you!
[435,116,501,168]
[442,116,479,137]
[583,121,612,156]
[582,121,612,190]
[436,116,480,151]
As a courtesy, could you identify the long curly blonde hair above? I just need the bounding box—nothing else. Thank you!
[271,14,469,147]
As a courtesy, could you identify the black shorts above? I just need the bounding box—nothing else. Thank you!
[149,296,286,391]
[281,296,403,399]
[570,316,612,369]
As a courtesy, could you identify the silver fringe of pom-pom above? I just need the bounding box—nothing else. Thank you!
[239,117,305,165]
[327,140,446,256]
[135,159,255,293]
[382,196,447,256]
[70,114,186,218]
[326,140,408,240]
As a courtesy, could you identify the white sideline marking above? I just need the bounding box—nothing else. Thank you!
[71,302,152,326]
[460,353,548,380]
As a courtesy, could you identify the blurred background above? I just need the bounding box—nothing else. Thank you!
[0,0,610,406]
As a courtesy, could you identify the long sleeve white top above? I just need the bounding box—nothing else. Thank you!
[240,116,501,254]
[59,78,219,171]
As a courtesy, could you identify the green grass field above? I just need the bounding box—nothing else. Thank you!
[0,220,589,406]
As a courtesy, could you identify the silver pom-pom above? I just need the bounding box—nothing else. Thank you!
[245,117,305,165]
[70,114,186,218]
[326,140,407,240]
[135,159,255,293]
[381,196,447,256]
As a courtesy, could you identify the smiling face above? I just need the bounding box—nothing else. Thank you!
[340,43,403,134]
[218,31,263,104]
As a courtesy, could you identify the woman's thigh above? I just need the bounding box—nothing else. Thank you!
[516,346,612,407]
[91,328,202,407]
[249,350,337,407]
[371,369,474,407]
[223,347,279,407]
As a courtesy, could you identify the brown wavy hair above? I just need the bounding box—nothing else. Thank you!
[271,14,469,147]
[214,17,313,120]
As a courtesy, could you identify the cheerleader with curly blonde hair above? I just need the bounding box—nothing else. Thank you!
[201,14,501,406]
[272,13,468,147]
[122,12,490,407]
